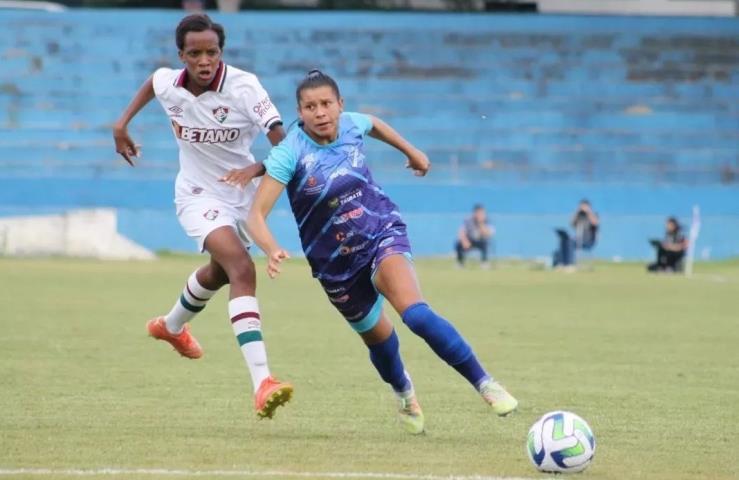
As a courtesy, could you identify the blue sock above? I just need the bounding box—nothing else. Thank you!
[367,329,411,393]
[402,302,489,388]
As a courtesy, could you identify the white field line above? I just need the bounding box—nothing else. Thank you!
[0,468,543,480]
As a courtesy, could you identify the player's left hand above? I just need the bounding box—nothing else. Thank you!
[219,164,263,189]
[406,149,430,176]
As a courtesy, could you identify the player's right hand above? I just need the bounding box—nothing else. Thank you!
[406,148,430,176]
[113,125,140,166]
[267,248,290,279]
[219,163,265,189]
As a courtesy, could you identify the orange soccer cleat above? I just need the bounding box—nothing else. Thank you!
[254,376,293,419]
[147,316,203,359]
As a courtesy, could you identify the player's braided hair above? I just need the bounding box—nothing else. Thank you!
[176,14,225,51]
[295,69,341,103]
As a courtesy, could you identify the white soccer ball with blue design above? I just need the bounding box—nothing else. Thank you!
[526,411,595,473]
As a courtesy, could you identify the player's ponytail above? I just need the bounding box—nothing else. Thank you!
[295,69,341,103]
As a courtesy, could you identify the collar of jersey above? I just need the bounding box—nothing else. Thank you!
[174,62,226,93]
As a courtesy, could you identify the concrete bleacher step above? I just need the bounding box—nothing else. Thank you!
[1,10,737,185]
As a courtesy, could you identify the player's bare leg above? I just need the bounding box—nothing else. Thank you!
[147,252,230,359]
[205,226,292,419]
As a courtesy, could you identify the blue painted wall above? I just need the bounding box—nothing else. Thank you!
[0,10,737,258]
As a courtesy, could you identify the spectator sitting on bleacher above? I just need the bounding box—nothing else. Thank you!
[553,199,599,268]
[455,204,494,268]
[647,216,688,273]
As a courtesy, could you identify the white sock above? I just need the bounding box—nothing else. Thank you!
[229,296,271,393]
[394,371,416,400]
[164,271,217,334]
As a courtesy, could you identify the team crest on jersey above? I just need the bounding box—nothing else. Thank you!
[303,176,325,196]
[212,106,229,123]
[203,209,219,221]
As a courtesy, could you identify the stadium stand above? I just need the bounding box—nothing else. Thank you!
[0,10,737,258]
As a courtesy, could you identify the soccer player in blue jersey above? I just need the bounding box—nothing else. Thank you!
[245,70,518,434]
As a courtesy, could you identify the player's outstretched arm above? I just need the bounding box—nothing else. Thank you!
[113,76,155,166]
[220,162,266,189]
[247,175,290,279]
[366,115,430,176]
[221,124,285,188]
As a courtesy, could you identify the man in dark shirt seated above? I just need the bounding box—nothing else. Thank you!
[647,216,688,272]
[553,199,599,268]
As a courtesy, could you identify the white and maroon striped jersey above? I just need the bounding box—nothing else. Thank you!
[152,62,282,208]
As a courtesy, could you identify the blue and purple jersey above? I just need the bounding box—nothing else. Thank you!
[264,112,407,283]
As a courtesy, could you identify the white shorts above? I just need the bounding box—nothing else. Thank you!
[176,198,251,253]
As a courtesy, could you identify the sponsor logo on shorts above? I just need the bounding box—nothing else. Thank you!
[333,207,364,225]
[325,286,345,295]
[212,106,229,123]
[340,240,369,256]
[378,237,394,248]
[203,209,219,221]
[329,294,350,304]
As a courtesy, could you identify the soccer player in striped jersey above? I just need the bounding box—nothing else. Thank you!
[112,14,291,419]
[244,70,518,434]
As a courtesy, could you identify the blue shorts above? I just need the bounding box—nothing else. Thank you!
[319,232,412,333]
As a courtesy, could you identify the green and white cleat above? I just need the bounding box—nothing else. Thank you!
[479,380,518,416]
[397,394,425,435]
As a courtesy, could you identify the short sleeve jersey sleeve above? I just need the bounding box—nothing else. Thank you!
[264,141,298,185]
[344,112,373,135]
[241,77,282,134]
[152,67,177,98]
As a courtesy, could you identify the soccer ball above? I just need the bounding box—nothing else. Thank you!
[526,411,596,473]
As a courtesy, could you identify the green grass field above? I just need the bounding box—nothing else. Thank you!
[1,256,737,480]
